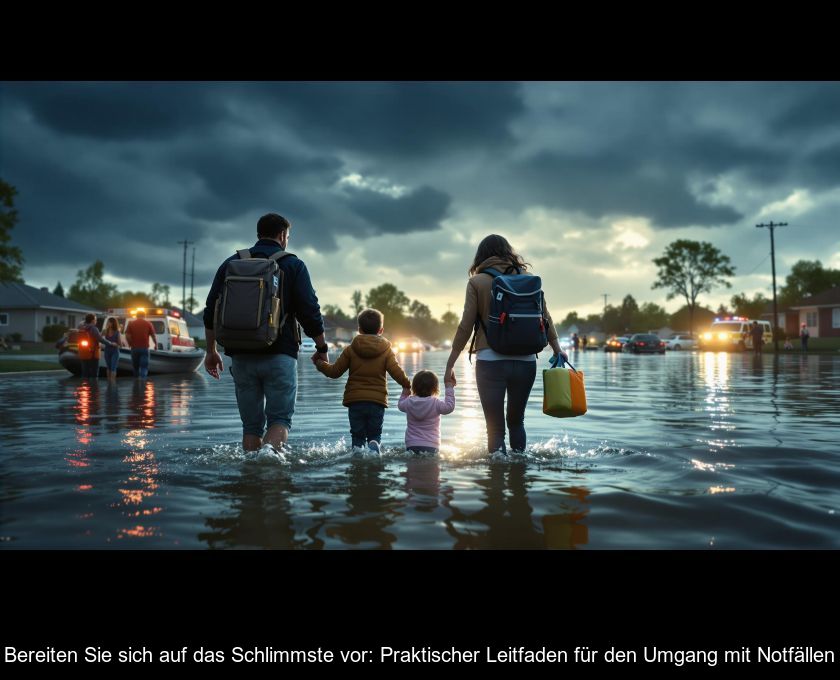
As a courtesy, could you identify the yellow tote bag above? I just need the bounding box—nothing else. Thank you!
[543,358,587,418]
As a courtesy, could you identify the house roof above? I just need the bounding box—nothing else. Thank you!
[789,286,840,309]
[323,314,356,330]
[0,282,101,313]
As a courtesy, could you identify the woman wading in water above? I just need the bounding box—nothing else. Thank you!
[444,235,567,455]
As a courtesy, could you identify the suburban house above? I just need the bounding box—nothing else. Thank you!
[0,282,101,342]
[786,286,840,338]
[323,315,356,344]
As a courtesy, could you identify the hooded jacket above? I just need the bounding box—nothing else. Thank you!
[398,385,456,449]
[316,333,411,407]
[450,256,559,356]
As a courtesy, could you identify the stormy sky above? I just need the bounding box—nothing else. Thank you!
[1,82,838,322]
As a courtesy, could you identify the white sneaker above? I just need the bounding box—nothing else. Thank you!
[368,440,381,456]
[351,445,368,457]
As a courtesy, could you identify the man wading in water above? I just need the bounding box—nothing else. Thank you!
[203,213,327,451]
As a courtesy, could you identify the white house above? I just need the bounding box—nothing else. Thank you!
[0,282,101,342]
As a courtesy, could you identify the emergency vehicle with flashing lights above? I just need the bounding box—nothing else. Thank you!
[57,307,205,376]
[698,316,773,351]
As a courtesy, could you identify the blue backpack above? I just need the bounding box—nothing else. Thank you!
[469,265,549,360]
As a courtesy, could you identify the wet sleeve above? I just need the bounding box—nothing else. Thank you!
[450,281,478,355]
[292,261,325,339]
[543,295,559,343]
[386,353,411,389]
[316,347,350,378]
[203,260,229,330]
[436,385,456,415]
[397,387,411,412]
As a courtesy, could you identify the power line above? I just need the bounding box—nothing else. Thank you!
[189,247,196,314]
[745,252,771,277]
[177,239,194,313]
[755,221,788,353]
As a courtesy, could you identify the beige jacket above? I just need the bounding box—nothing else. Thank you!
[316,333,411,407]
[451,256,558,355]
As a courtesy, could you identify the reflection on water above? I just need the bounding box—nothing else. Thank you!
[1,350,839,548]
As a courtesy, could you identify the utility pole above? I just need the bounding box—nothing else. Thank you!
[756,222,788,353]
[177,239,194,313]
[602,293,609,316]
[190,246,196,314]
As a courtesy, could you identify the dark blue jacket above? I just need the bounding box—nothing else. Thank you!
[203,239,324,358]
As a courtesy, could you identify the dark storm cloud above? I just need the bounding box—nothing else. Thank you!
[244,82,525,156]
[341,185,451,234]
[770,82,840,135]
[176,142,343,223]
[2,81,838,300]
[3,82,221,140]
[511,149,743,228]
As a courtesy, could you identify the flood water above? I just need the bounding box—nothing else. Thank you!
[1,349,838,548]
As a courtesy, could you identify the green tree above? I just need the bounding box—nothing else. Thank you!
[409,299,432,320]
[150,282,172,306]
[110,290,156,309]
[439,310,459,334]
[53,281,65,297]
[559,311,580,330]
[601,304,623,334]
[0,179,25,283]
[619,294,639,331]
[323,304,353,324]
[730,292,769,319]
[652,240,735,334]
[351,290,363,316]
[635,302,669,331]
[67,261,118,309]
[778,260,840,305]
[366,283,410,327]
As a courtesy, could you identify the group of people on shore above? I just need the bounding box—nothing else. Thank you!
[203,214,567,456]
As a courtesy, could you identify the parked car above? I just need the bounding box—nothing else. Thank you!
[665,334,696,351]
[604,335,629,352]
[623,333,666,354]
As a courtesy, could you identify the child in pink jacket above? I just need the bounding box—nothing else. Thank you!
[398,369,456,455]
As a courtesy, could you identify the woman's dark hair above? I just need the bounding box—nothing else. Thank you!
[469,234,530,276]
[411,369,439,397]
[104,317,119,334]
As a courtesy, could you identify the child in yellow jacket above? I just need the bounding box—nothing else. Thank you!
[315,308,411,455]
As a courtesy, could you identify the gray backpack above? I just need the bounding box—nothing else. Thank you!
[213,248,293,349]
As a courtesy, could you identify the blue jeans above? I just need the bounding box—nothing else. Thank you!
[231,353,297,437]
[131,348,150,378]
[348,401,384,448]
[104,347,120,372]
[475,359,537,453]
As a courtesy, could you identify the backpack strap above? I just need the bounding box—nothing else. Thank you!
[237,249,252,259]
[467,316,488,364]
[268,250,294,262]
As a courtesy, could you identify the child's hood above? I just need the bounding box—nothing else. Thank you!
[351,333,393,359]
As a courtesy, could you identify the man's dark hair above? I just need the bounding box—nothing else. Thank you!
[257,213,292,239]
[84,313,95,323]
[358,308,383,335]
[412,369,439,397]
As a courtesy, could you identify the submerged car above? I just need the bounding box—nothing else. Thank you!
[623,333,666,354]
[604,336,629,352]
[665,334,696,351]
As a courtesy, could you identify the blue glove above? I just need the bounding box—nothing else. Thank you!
[549,353,565,368]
